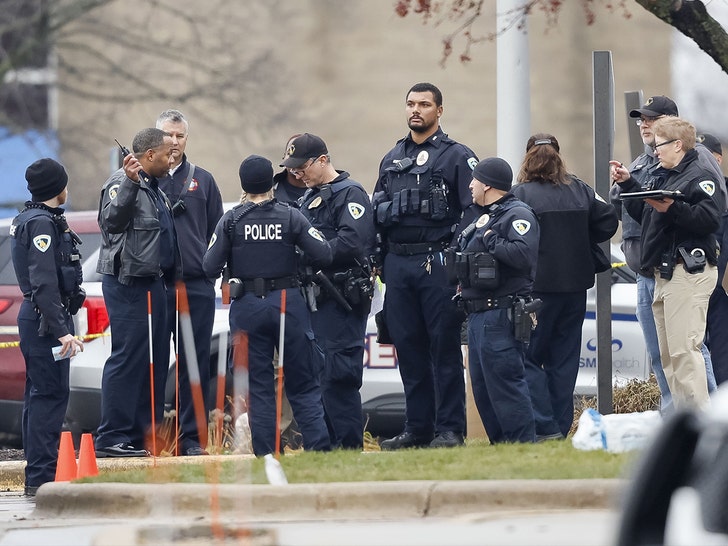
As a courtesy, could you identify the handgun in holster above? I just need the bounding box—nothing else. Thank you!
[512,297,542,344]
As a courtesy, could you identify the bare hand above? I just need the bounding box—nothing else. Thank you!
[609,160,629,184]
[122,153,142,183]
[57,333,84,359]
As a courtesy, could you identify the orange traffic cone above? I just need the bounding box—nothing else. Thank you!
[77,433,98,478]
[54,431,77,481]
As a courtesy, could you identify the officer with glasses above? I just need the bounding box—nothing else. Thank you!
[612,116,723,410]
[609,95,722,414]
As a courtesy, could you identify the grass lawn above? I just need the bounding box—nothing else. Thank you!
[81,439,640,486]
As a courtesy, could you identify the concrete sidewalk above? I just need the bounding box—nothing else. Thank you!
[0,456,625,520]
[32,479,624,521]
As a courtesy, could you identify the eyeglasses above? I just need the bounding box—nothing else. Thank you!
[288,157,319,178]
[636,115,664,126]
[652,138,679,152]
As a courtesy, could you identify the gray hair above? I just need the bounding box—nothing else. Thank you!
[156,109,189,133]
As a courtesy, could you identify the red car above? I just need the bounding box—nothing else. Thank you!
[0,210,106,447]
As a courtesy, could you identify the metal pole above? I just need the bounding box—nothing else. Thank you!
[625,91,645,160]
[592,51,614,414]
[496,0,531,171]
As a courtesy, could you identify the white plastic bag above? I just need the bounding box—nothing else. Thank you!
[572,408,661,453]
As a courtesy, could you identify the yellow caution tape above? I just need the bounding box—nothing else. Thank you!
[0,331,110,349]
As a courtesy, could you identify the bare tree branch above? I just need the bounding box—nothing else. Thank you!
[394,0,728,75]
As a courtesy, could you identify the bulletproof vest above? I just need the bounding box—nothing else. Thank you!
[374,140,457,228]
[445,199,523,290]
[300,179,358,240]
[228,202,298,279]
[11,206,83,298]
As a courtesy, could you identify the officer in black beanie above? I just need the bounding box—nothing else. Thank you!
[204,155,334,456]
[11,158,85,495]
[450,157,540,443]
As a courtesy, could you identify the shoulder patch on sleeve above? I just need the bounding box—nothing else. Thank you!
[33,234,52,252]
[699,180,716,196]
[511,220,531,235]
[109,184,120,200]
[308,227,325,242]
[207,233,217,249]
[347,202,366,220]
[467,157,478,171]
[594,192,606,203]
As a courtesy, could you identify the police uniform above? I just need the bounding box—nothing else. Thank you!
[298,168,375,449]
[159,155,224,455]
[621,147,724,409]
[373,127,478,448]
[10,159,83,492]
[273,170,307,206]
[95,137,178,456]
[453,160,539,442]
[203,155,333,456]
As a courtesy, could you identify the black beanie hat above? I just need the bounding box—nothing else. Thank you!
[472,157,513,192]
[25,158,69,202]
[239,155,274,194]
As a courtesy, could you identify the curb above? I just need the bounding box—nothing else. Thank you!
[33,479,625,521]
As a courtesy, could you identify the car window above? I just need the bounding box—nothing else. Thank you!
[0,234,16,285]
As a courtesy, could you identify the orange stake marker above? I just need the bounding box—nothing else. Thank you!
[275,289,286,459]
[148,291,157,462]
[177,281,208,450]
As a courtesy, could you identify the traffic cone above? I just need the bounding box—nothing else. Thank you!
[54,431,77,481]
[77,433,98,478]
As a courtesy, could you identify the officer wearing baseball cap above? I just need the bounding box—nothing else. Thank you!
[203,155,334,456]
[611,97,724,413]
[11,158,85,495]
[449,157,540,443]
[283,133,375,450]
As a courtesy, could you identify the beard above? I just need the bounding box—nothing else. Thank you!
[408,117,436,134]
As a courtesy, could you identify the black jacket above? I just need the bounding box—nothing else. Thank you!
[511,175,618,292]
[621,149,724,271]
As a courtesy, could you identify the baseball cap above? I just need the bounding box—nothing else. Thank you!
[629,95,678,118]
[280,133,328,168]
[697,133,722,156]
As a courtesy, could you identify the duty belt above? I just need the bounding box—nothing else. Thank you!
[388,241,447,256]
[460,295,514,314]
[229,276,299,298]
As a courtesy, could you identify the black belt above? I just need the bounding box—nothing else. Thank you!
[230,276,299,298]
[388,241,447,256]
[461,296,514,314]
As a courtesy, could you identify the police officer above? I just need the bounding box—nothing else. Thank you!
[282,133,376,449]
[203,155,333,456]
[274,134,307,206]
[614,117,723,410]
[451,158,538,443]
[95,128,177,457]
[11,159,85,495]
[156,110,224,456]
[373,82,478,450]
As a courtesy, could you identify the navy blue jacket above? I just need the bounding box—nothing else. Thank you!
[203,200,332,280]
[457,194,540,300]
[159,155,223,280]
[299,171,375,272]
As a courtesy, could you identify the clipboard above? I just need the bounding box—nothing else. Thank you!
[619,190,685,201]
